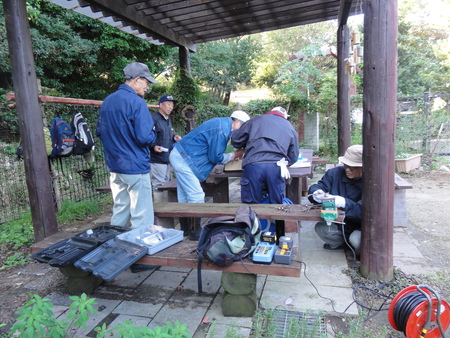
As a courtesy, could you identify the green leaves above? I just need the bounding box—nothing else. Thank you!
[8,293,191,337]
[190,37,261,104]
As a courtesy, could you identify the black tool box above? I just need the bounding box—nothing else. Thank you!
[32,225,130,268]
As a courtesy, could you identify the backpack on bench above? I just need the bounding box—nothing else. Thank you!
[194,205,261,294]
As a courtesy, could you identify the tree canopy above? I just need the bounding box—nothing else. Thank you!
[0,0,171,99]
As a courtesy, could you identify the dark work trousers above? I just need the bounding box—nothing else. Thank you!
[240,163,285,204]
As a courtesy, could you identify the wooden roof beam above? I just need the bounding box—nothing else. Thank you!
[338,0,354,26]
[79,0,196,51]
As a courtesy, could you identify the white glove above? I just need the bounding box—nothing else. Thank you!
[330,195,346,209]
[312,189,326,203]
[277,157,290,179]
[222,152,235,164]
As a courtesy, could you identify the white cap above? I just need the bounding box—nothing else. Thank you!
[231,110,250,123]
[272,107,289,119]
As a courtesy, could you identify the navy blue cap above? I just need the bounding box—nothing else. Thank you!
[159,95,178,104]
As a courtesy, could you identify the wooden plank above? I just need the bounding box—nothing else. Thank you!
[30,231,301,277]
[6,92,159,109]
[30,232,74,254]
[394,173,413,189]
[135,236,301,277]
[312,156,328,164]
[154,202,343,222]
[158,179,178,191]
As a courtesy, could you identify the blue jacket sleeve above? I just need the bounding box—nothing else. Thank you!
[132,103,156,147]
[230,126,249,149]
[343,198,362,221]
[307,167,362,220]
[287,137,300,166]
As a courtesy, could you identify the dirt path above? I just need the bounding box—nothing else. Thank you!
[403,171,450,271]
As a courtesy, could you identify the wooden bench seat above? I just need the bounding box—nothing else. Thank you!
[29,202,341,307]
[29,230,301,278]
[31,202,334,278]
[153,202,331,223]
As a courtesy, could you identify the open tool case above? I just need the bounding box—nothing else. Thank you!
[32,225,130,268]
[74,226,183,281]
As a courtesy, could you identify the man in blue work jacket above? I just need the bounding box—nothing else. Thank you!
[97,62,157,229]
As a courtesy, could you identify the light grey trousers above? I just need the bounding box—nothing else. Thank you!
[314,221,361,255]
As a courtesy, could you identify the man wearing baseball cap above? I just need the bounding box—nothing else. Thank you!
[308,145,363,255]
[231,107,299,204]
[96,61,157,229]
[149,95,182,197]
[169,111,250,240]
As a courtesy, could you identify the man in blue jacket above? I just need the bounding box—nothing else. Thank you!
[169,110,250,240]
[308,145,363,255]
[96,62,157,229]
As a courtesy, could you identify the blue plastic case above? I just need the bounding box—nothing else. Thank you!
[74,238,147,282]
[252,242,277,264]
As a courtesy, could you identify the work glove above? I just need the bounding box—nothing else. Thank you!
[312,189,326,203]
[221,152,234,164]
[328,195,346,209]
[277,157,290,179]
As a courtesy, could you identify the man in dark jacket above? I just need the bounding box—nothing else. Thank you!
[149,95,181,193]
[96,62,157,229]
[308,145,363,254]
[231,107,299,204]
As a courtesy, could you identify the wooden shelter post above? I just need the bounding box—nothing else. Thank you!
[179,46,191,76]
[360,0,398,280]
[337,24,351,156]
[3,0,58,241]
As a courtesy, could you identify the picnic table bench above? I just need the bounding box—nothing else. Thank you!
[30,202,342,315]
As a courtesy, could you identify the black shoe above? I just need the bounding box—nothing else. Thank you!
[130,264,159,273]
[179,217,190,237]
[188,228,201,241]
[323,243,346,250]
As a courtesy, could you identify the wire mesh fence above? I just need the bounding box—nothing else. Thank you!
[0,102,109,224]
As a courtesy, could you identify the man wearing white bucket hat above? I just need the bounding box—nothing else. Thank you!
[308,145,363,255]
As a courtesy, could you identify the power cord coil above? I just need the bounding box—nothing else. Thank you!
[388,285,450,338]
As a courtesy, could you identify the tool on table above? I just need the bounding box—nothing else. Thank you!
[321,196,338,226]
[252,231,277,264]
[274,236,294,265]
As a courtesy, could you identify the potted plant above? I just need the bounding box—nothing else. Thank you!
[395,152,422,173]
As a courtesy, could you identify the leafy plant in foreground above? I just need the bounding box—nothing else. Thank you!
[5,293,191,338]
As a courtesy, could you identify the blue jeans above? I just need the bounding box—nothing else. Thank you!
[169,148,205,203]
[110,172,154,228]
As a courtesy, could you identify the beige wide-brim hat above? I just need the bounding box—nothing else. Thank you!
[338,145,363,167]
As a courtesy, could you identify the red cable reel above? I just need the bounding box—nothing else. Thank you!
[388,285,450,338]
